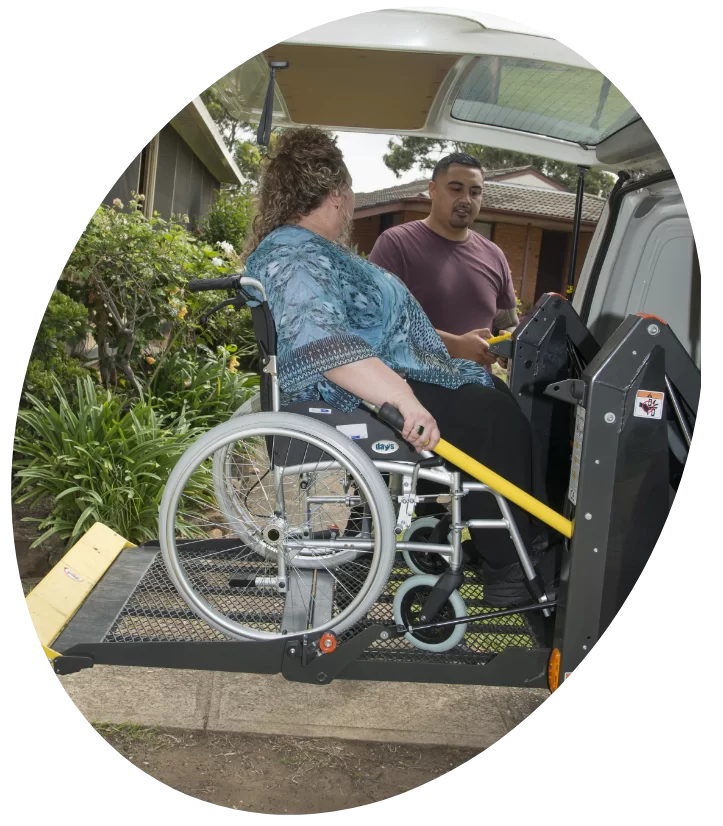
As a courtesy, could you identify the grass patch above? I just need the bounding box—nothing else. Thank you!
[92,721,161,752]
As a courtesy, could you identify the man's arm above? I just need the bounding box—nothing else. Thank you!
[436,329,459,354]
[493,306,520,335]
[490,254,520,366]
[435,328,498,366]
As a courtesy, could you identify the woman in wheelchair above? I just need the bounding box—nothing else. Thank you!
[241,128,556,608]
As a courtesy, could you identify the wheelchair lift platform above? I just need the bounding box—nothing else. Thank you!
[26,294,700,692]
[35,527,550,688]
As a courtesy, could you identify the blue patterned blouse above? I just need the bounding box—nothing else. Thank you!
[245,225,494,412]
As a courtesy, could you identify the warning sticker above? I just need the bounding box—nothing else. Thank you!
[336,423,368,441]
[568,405,586,506]
[634,390,664,420]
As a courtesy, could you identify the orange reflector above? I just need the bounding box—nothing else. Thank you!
[548,648,561,692]
[636,313,667,324]
[319,632,337,654]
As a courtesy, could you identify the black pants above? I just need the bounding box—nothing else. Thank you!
[409,378,548,569]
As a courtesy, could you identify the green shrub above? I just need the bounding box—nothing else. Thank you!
[13,375,211,549]
[198,185,255,253]
[187,298,259,373]
[144,345,259,426]
[22,290,92,405]
[23,355,92,406]
[61,194,231,394]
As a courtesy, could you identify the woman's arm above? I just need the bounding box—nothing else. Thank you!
[324,358,440,451]
[269,254,439,450]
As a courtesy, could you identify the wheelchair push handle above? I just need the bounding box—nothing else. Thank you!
[188,275,241,293]
[377,402,405,433]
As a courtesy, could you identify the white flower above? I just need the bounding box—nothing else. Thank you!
[113,198,124,208]
[218,240,234,255]
[211,257,224,267]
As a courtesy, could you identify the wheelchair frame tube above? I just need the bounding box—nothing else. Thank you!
[449,471,464,572]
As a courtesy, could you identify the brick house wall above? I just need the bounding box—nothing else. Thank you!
[492,223,542,309]
[401,210,428,224]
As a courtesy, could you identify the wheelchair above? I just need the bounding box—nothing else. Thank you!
[159,275,556,654]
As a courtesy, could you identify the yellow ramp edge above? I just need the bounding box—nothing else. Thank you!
[25,522,135,661]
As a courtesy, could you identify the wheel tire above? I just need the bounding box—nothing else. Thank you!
[393,574,467,652]
[160,411,397,641]
[401,517,451,576]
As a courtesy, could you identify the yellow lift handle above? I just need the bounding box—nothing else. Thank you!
[486,332,512,346]
[433,439,573,539]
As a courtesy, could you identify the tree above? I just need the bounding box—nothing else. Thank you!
[203,84,335,185]
[233,132,280,184]
[201,87,280,185]
[383,137,616,198]
[200,88,246,150]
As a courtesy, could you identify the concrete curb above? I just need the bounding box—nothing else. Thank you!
[59,665,549,749]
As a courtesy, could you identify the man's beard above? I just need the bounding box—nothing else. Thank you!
[336,209,354,248]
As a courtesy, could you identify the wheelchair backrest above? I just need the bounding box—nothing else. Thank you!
[245,298,277,414]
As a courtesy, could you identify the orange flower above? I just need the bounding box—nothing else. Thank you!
[177,306,188,319]
[146,356,156,365]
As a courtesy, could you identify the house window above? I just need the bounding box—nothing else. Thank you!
[379,212,403,232]
[472,221,493,239]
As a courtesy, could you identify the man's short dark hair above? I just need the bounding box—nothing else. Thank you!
[432,152,483,181]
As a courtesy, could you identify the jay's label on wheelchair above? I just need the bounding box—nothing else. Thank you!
[371,440,399,454]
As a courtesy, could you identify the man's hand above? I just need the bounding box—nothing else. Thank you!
[441,328,498,366]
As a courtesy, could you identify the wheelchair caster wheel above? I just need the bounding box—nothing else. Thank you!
[393,574,467,652]
[402,518,451,576]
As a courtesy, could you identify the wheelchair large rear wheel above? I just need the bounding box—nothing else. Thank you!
[160,412,396,641]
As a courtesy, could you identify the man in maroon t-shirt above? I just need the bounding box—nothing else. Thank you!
[369,153,519,367]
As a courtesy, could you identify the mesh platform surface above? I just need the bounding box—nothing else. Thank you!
[101,542,541,667]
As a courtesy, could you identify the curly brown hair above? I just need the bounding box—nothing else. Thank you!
[242,127,350,260]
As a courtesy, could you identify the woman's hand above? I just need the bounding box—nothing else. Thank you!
[391,390,441,453]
